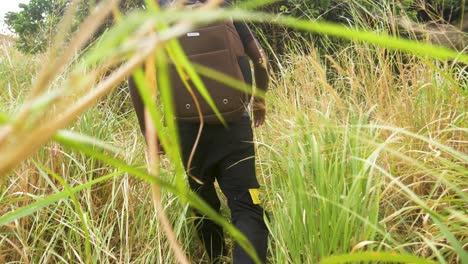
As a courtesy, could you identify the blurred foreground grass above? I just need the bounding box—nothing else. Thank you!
[0,1,466,263]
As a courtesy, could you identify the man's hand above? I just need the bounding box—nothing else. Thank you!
[253,99,266,127]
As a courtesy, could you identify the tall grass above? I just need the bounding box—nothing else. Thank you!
[259,47,466,263]
[1,0,467,263]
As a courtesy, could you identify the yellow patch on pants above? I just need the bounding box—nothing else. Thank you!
[249,188,261,204]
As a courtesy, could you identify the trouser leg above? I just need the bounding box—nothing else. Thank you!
[178,124,226,263]
[217,128,269,263]
[178,118,268,263]
[190,181,226,263]
[228,192,269,264]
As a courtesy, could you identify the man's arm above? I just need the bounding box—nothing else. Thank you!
[128,75,147,135]
[128,75,165,154]
[233,21,270,127]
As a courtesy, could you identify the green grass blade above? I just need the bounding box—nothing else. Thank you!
[320,252,438,264]
[35,164,92,263]
[0,171,120,227]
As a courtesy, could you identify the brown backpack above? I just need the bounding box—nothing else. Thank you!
[169,20,250,124]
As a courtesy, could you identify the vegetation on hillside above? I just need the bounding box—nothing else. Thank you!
[4,0,143,53]
[0,0,466,263]
[5,0,467,54]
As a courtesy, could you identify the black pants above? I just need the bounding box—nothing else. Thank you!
[178,116,268,264]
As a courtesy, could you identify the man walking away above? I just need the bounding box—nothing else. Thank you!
[128,1,270,263]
